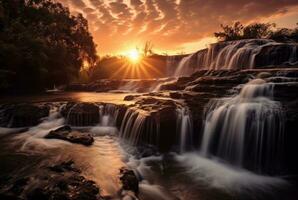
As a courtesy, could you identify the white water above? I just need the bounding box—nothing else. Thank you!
[99,103,119,126]
[12,104,68,153]
[200,79,285,172]
[174,54,194,77]
[170,39,298,77]
[0,98,292,198]
[176,107,193,152]
[152,78,177,92]
[176,153,286,193]
[120,109,148,145]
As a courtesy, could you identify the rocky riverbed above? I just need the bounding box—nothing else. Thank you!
[1,68,298,200]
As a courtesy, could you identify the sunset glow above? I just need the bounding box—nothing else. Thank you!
[57,0,298,55]
[127,49,141,63]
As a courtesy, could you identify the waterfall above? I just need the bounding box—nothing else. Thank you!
[168,39,298,77]
[174,54,194,77]
[200,79,285,173]
[99,104,119,126]
[176,107,193,152]
[119,109,160,146]
[166,55,182,76]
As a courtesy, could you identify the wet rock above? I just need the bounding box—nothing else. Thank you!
[124,95,139,101]
[119,168,139,194]
[27,188,49,200]
[0,193,23,200]
[0,160,104,200]
[255,44,298,68]
[48,160,81,173]
[273,82,298,101]
[45,126,94,146]
[61,103,100,126]
[160,82,184,90]
[257,72,272,79]
[169,92,182,99]
[9,177,29,195]
[0,104,49,128]
[137,97,160,105]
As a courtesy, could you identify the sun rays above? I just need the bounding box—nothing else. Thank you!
[127,49,142,64]
[108,55,162,79]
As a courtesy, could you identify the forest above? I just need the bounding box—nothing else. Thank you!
[0,0,97,93]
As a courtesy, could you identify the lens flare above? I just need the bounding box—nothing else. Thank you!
[127,49,141,63]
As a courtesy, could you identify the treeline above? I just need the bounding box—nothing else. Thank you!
[0,0,97,93]
[214,21,298,42]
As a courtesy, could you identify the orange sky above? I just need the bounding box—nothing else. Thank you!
[58,0,298,56]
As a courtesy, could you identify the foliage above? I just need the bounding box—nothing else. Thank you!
[214,21,298,42]
[0,0,97,92]
[214,22,244,41]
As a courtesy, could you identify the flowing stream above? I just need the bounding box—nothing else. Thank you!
[0,90,292,200]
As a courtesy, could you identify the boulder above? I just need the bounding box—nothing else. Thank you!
[45,126,94,146]
[124,95,140,101]
[61,103,100,126]
[119,168,139,194]
[0,104,49,128]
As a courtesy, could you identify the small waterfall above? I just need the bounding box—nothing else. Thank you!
[153,78,177,92]
[64,103,121,127]
[200,79,285,173]
[168,39,298,77]
[120,109,147,145]
[166,56,182,76]
[64,103,100,126]
[176,107,193,152]
[99,104,119,126]
[119,109,159,145]
[174,54,194,77]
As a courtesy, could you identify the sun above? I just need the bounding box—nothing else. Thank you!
[127,49,141,63]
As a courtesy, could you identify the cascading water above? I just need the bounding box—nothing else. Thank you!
[119,108,160,146]
[174,54,194,77]
[200,79,285,173]
[176,106,193,152]
[120,109,147,145]
[170,39,298,77]
[99,104,119,126]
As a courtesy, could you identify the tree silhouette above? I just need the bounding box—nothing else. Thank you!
[0,0,97,92]
[214,21,298,43]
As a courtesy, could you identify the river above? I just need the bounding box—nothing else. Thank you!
[0,91,297,200]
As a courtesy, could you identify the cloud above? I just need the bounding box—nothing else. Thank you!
[57,0,298,55]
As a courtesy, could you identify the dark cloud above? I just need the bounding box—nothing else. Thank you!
[57,0,298,54]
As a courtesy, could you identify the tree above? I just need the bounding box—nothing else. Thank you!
[0,0,97,92]
[214,21,244,41]
[242,23,275,39]
[214,21,298,43]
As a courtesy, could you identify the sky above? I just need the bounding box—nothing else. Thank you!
[57,0,298,55]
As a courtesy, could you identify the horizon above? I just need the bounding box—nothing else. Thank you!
[57,0,298,56]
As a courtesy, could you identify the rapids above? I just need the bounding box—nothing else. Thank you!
[0,88,296,200]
